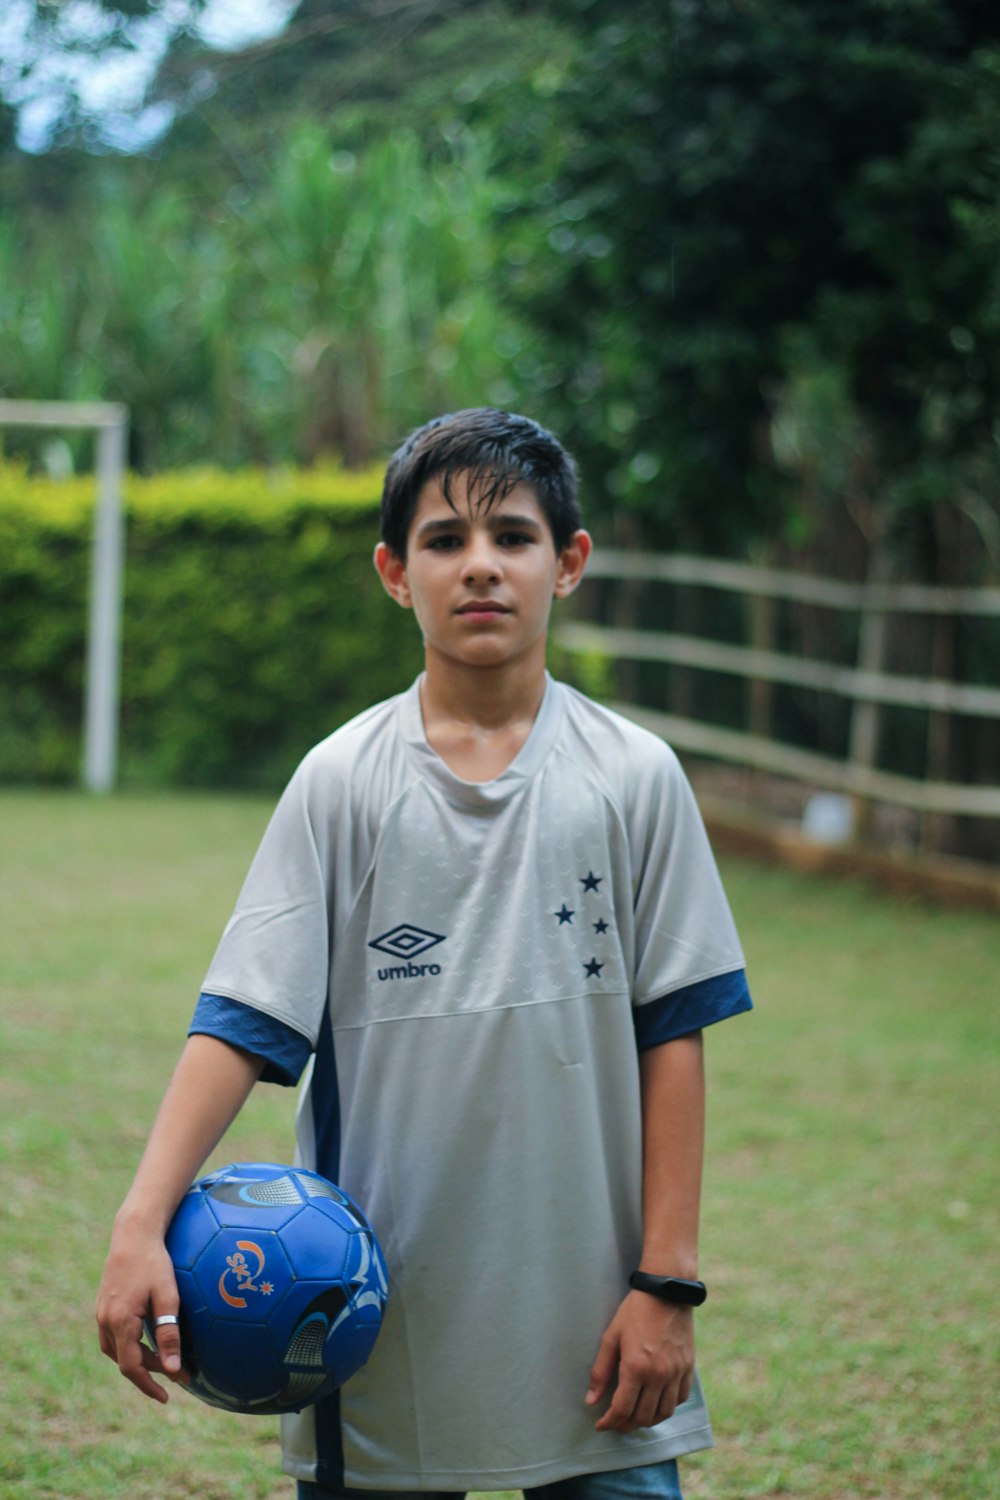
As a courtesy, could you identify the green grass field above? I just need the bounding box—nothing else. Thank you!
[2,789,997,1500]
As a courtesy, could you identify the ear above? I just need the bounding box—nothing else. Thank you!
[374,542,413,609]
[553,529,593,599]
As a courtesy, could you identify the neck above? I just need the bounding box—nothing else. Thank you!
[418,646,549,781]
[420,643,548,731]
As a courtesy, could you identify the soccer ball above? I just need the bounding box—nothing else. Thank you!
[148,1161,389,1415]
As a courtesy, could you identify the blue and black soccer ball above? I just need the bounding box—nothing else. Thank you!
[148,1161,388,1415]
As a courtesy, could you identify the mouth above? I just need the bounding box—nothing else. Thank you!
[456,601,510,616]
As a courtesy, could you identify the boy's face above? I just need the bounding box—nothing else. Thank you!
[374,471,590,675]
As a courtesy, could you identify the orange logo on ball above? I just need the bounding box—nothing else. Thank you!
[219,1240,275,1308]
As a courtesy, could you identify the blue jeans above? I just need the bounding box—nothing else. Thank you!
[297,1456,682,1499]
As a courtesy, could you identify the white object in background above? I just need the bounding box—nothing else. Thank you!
[802,792,854,845]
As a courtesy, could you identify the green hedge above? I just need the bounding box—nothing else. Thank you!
[0,463,425,789]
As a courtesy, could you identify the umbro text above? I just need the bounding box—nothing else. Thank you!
[377,961,443,981]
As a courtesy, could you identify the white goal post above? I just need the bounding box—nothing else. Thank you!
[0,399,129,794]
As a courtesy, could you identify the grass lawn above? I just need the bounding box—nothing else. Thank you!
[1,788,997,1500]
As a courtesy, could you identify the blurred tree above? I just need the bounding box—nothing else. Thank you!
[4,0,1000,581]
[84,183,220,469]
[225,123,529,465]
[123,0,572,191]
[0,97,16,153]
[0,0,563,468]
[0,0,209,150]
[0,218,87,403]
[511,0,1000,564]
[0,121,529,470]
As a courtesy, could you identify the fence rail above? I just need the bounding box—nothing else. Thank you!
[561,551,1000,832]
[584,549,1000,616]
[560,621,1000,719]
[602,702,1000,819]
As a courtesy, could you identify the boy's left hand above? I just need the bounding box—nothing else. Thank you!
[585,1290,695,1432]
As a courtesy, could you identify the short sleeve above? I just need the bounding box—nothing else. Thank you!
[190,993,313,1085]
[200,759,334,1047]
[626,739,750,1015]
[633,970,752,1049]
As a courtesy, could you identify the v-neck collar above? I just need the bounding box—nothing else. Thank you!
[398,674,562,810]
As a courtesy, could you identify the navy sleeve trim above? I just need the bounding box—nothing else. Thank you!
[189,993,313,1087]
[634,969,753,1050]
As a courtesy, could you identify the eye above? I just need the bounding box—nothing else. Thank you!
[498,530,535,547]
[425,533,462,550]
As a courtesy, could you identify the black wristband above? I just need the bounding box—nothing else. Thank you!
[628,1271,707,1306]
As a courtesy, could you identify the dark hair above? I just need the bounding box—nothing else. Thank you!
[380,408,581,558]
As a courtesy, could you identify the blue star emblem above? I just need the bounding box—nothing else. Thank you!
[583,957,604,978]
[554,904,574,925]
[581,871,602,893]
[593,918,609,934]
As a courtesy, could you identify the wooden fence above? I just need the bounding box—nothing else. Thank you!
[559,550,1000,852]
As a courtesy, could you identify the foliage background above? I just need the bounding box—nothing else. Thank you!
[2,0,998,576]
[1,1,999,825]
[2,12,999,1499]
[0,462,424,786]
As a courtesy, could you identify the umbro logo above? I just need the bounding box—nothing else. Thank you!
[368,923,446,959]
[369,923,446,982]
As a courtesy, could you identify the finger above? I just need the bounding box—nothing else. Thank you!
[151,1308,183,1377]
[652,1358,696,1426]
[631,1383,669,1431]
[117,1319,172,1404]
[95,1304,140,1371]
[140,1340,189,1388]
[585,1334,618,1407]
[594,1373,640,1432]
[97,1324,117,1362]
[651,1381,682,1427]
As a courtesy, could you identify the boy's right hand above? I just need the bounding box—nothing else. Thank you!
[95,1220,187,1404]
[94,1035,265,1403]
[93,1038,263,1398]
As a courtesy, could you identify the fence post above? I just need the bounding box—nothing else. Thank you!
[747,574,776,740]
[921,506,964,856]
[847,529,892,841]
[611,511,642,704]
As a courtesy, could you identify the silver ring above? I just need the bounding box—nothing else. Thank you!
[154,1314,179,1328]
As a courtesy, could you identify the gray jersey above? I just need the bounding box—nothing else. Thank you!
[199,677,751,1490]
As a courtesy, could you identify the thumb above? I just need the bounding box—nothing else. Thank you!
[151,1306,183,1375]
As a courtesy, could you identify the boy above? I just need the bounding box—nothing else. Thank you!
[97,408,752,1499]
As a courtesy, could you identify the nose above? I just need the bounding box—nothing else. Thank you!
[463,535,501,584]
